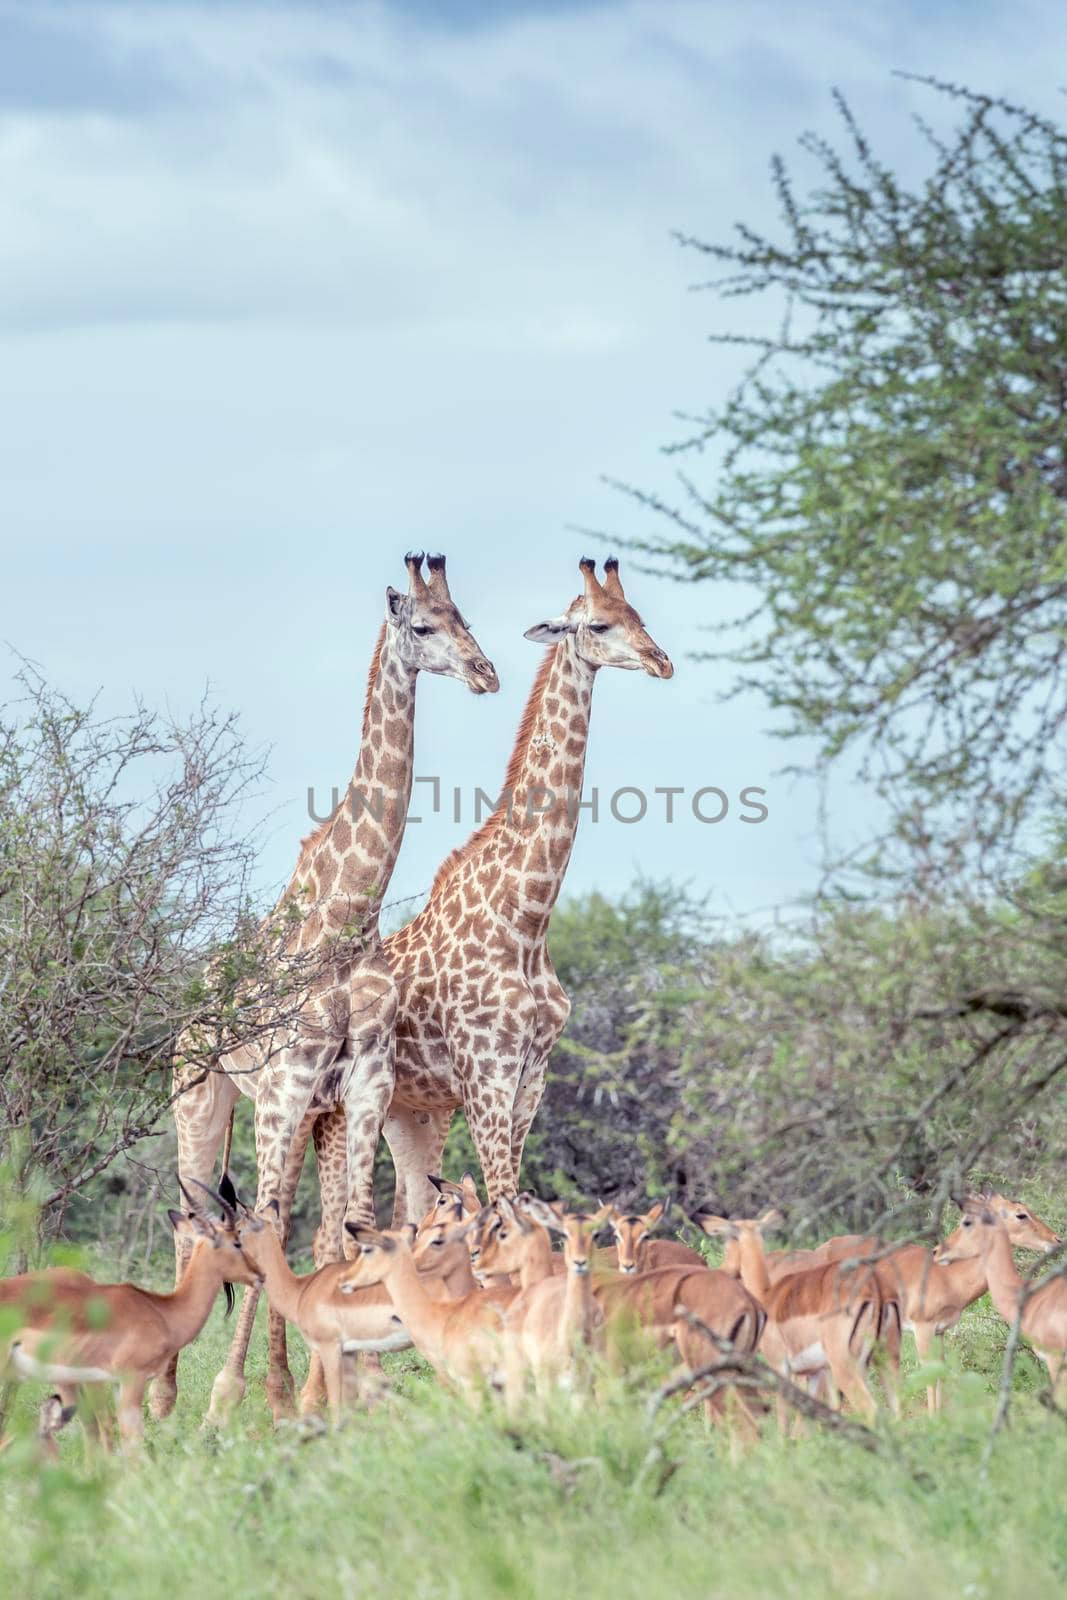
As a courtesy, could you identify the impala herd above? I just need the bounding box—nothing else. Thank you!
[1,1177,1063,1452]
[1,553,1065,1454]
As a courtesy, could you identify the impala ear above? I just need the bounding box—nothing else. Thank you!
[757,1208,785,1234]
[645,1200,667,1227]
[345,1221,392,1252]
[520,1197,568,1236]
[444,1217,477,1242]
[693,1213,737,1239]
[173,1212,217,1242]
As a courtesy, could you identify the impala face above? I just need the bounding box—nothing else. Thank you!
[610,1201,669,1274]
[339,1223,417,1291]
[387,553,499,694]
[523,557,673,680]
[470,1198,533,1282]
[517,1199,613,1277]
[415,1172,482,1243]
[933,1209,997,1265]
[934,1196,1062,1265]
[990,1194,1062,1253]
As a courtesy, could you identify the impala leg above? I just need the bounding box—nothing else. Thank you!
[151,1066,240,1420]
[116,1374,147,1453]
[878,1308,902,1419]
[912,1322,940,1414]
[78,1383,115,1459]
[320,1343,345,1424]
[37,1388,78,1460]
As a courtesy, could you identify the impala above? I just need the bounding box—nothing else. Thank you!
[494,1201,612,1408]
[607,1201,706,1275]
[933,1200,1066,1400]
[343,1221,514,1398]
[231,1193,498,1417]
[0,1183,261,1452]
[697,1209,900,1423]
[490,1199,763,1428]
[721,1193,1060,1411]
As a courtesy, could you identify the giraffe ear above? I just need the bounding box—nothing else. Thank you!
[386,586,410,625]
[524,615,577,645]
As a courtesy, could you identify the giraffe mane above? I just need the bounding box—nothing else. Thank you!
[287,624,388,877]
[430,643,560,896]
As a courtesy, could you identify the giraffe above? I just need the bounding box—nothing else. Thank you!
[150,553,497,1423]
[381,555,672,1222]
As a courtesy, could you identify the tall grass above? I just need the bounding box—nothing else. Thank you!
[1,1296,1065,1600]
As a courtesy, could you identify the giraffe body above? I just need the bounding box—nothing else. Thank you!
[152,555,497,1422]
[382,557,672,1220]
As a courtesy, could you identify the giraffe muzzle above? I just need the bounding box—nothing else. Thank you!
[644,648,674,680]
[467,657,500,694]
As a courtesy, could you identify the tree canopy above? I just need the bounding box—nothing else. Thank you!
[631,79,1067,866]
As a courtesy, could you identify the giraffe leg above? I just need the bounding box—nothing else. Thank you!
[299,1109,348,1415]
[463,1079,528,1202]
[340,1030,398,1408]
[508,1051,551,1194]
[206,1043,338,1425]
[150,1065,241,1420]
[340,978,397,1232]
[262,1113,317,1421]
[300,986,395,1411]
[382,1103,454,1225]
[508,964,568,1190]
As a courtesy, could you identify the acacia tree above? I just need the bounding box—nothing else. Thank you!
[0,666,340,1249]
[615,81,1067,1231]
[631,78,1067,870]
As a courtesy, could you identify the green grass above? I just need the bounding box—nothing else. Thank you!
[1,1295,1065,1600]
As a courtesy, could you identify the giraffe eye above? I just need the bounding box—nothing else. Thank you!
[587,622,611,634]
[412,624,434,637]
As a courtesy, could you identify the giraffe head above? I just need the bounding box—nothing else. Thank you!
[523,556,673,679]
[386,552,499,694]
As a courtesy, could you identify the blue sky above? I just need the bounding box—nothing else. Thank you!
[3,0,1065,925]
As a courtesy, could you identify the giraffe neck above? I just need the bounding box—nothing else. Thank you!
[292,624,417,944]
[433,637,595,930]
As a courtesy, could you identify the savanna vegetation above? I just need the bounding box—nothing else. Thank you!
[3,77,1067,1600]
